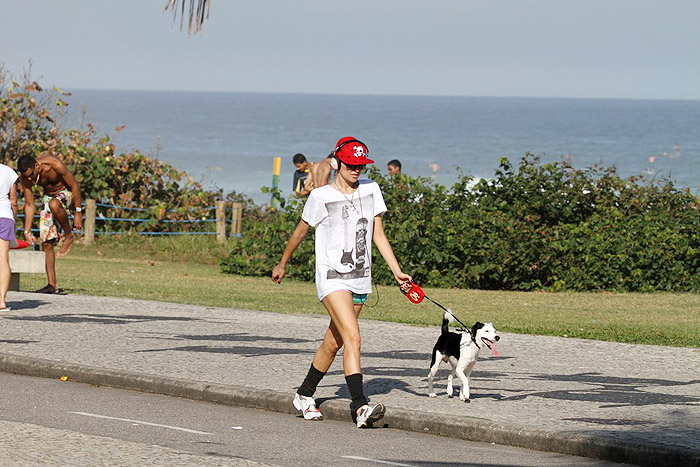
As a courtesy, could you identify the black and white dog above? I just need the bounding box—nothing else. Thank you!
[428,311,500,402]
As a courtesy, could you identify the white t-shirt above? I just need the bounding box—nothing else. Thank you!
[0,164,18,220]
[302,179,387,301]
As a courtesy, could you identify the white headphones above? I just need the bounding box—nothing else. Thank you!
[329,156,339,171]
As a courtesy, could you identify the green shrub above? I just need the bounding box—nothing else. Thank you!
[221,197,316,279]
[221,154,700,292]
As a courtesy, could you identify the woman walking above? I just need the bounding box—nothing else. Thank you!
[272,136,412,428]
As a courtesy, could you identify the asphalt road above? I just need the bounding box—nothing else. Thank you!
[0,372,632,466]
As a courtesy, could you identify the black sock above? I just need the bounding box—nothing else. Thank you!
[345,373,368,419]
[297,364,326,397]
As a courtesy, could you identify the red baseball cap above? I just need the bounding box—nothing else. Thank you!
[334,136,375,165]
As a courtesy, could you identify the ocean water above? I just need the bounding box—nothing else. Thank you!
[64,90,700,204]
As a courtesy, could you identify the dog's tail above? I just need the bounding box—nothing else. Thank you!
[441,310,455,335]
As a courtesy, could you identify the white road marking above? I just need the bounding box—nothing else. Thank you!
[69,412,213,435]
[341,456,415,466]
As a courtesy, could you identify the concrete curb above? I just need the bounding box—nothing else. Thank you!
[1,352,698,467]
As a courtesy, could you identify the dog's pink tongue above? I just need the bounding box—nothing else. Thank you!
[490,343,499,357]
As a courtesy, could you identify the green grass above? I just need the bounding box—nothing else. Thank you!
[20,236,700,348]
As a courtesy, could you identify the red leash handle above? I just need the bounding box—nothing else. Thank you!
[400,281,426,304]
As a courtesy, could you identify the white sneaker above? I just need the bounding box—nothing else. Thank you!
[293,393,323,421]
[355,403,385,428]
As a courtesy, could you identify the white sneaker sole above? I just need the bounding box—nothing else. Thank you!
[357,403,385,428]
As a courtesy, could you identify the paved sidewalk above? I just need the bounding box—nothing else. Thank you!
[1,292,698,466]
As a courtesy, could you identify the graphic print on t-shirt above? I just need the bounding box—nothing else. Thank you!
[340,205,354,268]
[326,194,373,280]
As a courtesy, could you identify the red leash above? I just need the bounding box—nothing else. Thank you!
[400,281,470,330]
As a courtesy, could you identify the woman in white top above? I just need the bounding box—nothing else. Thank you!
[272,137,412,428]
[0,163,19,310]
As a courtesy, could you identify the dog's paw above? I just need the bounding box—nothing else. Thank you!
[447,393,454,398]
[459,395,469,402]
[428,392,437,398]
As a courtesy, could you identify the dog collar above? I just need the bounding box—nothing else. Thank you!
[459,330,481,349]
[471,331,481,348]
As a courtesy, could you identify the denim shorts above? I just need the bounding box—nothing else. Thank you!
[352,293,368,304]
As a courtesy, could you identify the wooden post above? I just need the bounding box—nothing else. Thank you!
[83,199,96,245]
[230,202,242,238]
[216,201,226,243]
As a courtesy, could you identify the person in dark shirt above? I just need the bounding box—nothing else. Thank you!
[292,153,311,197]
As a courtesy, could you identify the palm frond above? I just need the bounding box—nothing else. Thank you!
[164,0,210,37]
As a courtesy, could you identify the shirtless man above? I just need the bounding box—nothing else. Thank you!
[303,154,336,192]
[18,154,82,294]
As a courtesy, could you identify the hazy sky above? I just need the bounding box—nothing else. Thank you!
[2,0,698,99]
